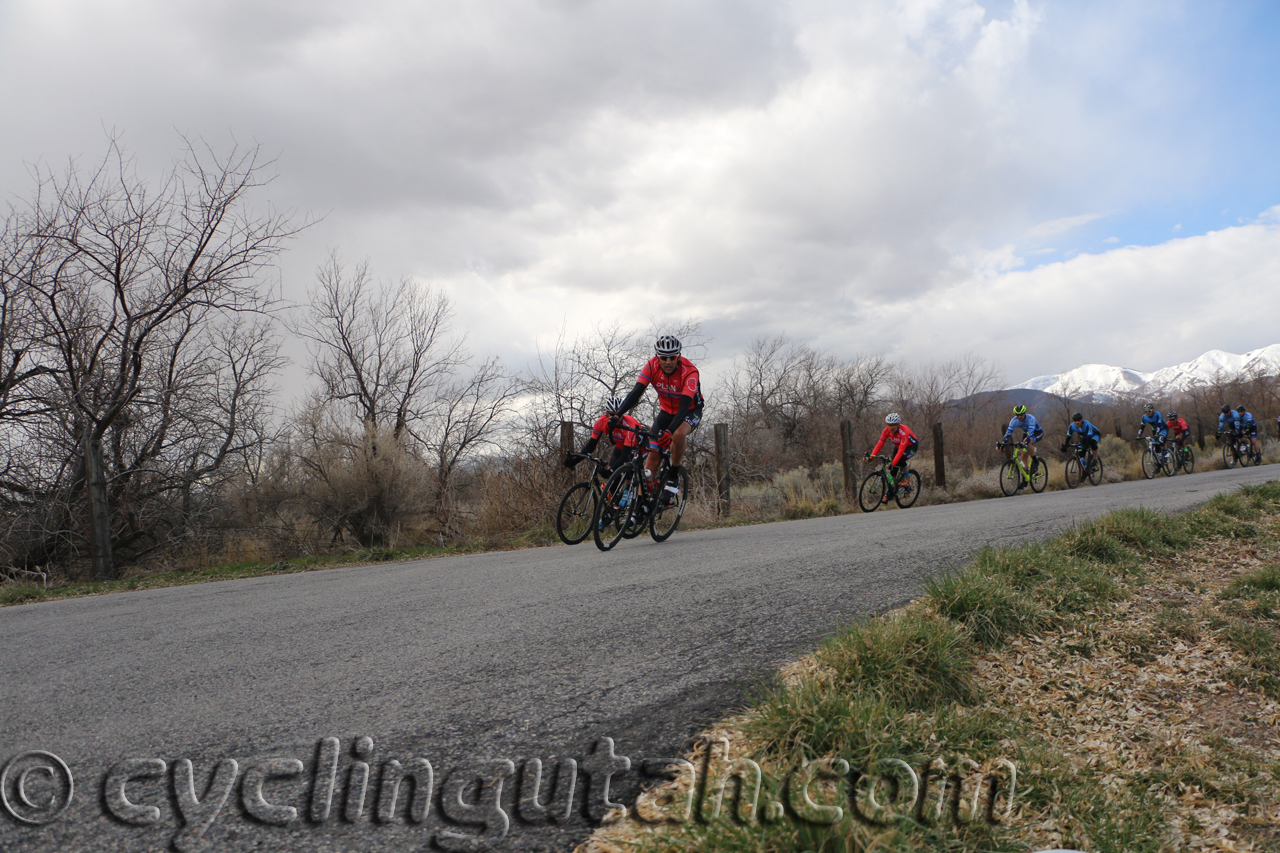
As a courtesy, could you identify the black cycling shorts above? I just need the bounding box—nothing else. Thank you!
[1079,436,1099,453]
[651,405,703,438]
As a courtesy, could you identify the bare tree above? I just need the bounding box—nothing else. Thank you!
[292,257,517,545]
[292,255,463,441]
[3,138,296,578]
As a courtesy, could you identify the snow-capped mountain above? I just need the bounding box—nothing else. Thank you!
[1013,345,1280,400]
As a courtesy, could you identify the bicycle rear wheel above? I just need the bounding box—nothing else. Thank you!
[1159,447,1176,476]
[894,470,921,508]
[858,471,886,511]
[556,481,596,545]
[1064,457,1082,489]
[1141,448,1156,479]
[1088,456,1104,486]
[998,460,1020,496]
[593,468,637,551]
[1179,447,1195,474]
[650,466,688,542]
[1239,441,1253,467]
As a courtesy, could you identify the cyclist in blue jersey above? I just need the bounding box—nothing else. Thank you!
[1135,403,1168,451]
[1237,405,1260,459]
[1216,404,1240,441]
[1001,404,1044,472]
[1061,412,1102,471]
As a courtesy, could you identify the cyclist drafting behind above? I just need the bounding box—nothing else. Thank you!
[1165,411,1190,452]
[1237,405,1260,458]
[1216,404,1240,443]
[1061,412,1101,470]
[564,397,644,478]
[864,413,918,503]
[615,335,704,507]
[1135,403,1168,452]
[1001,404,1044,472]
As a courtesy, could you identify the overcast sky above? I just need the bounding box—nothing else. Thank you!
[2,0,1279,393]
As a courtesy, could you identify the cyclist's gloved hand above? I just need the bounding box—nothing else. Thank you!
[563,453,581,469]
[862,452,870,460]
[1059,443,1068,453]
[655,430,673,450]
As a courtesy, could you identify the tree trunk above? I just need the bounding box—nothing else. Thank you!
[714,423,730,516]
[932,422,946,489]
[84,436,115,580]
[840,420,855,499]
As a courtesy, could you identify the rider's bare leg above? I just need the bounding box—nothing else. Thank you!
[671,421,692,470]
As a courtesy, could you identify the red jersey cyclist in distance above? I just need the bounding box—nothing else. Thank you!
[871,421,918,467]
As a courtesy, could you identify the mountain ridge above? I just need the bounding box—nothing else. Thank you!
[1011,345,1280,401]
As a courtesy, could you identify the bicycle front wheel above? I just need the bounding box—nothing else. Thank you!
[1180,447,1195,474]
[1064,457,1082,489]
[1223,442,1237,469]
[593,468,637,552]
[1141,448,1156,479]
[650,467,688,542]
[556,481,597,545]
[1088,456,1104,486]
[858,471,886,511]
[998,460,1021,496]
[894,470,921,508]
[1159,448,1176,477]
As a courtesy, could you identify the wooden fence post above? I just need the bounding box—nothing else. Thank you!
[714,423,730,516]
[559,421,575,482]
[932,422,946,489]
[840,420,855,499]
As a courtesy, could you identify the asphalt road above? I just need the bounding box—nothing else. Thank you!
[1,464,1276,853]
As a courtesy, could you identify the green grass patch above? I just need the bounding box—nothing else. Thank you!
[924,570,1047,649]
[817,613,981,711]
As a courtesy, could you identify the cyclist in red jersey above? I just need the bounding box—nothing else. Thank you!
[615,335,703,506]
[864,413,919,502]
[565,396,644,476]
[1165,411,1190,451]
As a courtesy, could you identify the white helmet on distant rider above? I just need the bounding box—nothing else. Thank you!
[884,413,901,425]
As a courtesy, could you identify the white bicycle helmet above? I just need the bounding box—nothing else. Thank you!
[654,335,681,356]
[604,396,624,413]
[885,412,901,425]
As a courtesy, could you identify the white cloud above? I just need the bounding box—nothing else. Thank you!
[1027,211,1113,240]
[861,217,1280,379]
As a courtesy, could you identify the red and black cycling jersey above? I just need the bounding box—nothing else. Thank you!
[637,356,703,415]
[1166,417,1189,435]
[591,413,643,449]
[871,424,919,466]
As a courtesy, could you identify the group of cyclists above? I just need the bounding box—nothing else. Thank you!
[564,335,703,510]
[562,335,1270,528]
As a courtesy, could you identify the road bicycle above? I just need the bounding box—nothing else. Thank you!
[1220,431,1259,469]
[592,424,688,551]
[996,440,1047,496]
[1138,434,1176,479]
[556,454,609,545]
[1171,439,1195,474]
[858,454,920,512]
[1062,440,1103,489]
